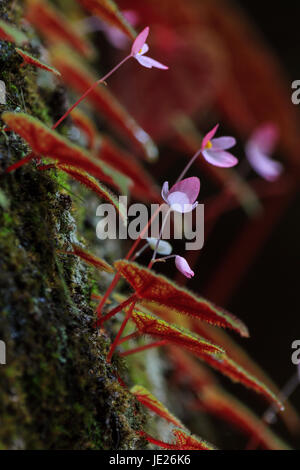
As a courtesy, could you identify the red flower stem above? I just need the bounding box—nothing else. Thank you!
[117,330,140,345]
[175,148,202,184]
[52,55,131,130]
[95,294,137,328]
[5,56,132,172]
[138,431,177,449]
[107,300,136,363]
[116,374,127,388]
[149,207,172,267]
[5,152,35,173]
[120,340,168,358]
[96,205,162,317]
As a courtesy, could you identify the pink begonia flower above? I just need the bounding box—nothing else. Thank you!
[161,177,200,213]
[245,123,283,181]
[131,26,168,70]
[201,124,238,168]
[175,256,194,279]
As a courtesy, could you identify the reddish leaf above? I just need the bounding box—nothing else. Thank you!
[114,260,249,337]
[202,353,283,411]
[97,137,161,202]
[131,385,184,428]
[16,48,61,76]
[2,112,131,195]
[51,47,158,162]
[0,20,28,45]
[76,0,136,39]
[192,319,300,432]
[172,429,215,450]
[130,309,225,359]
[139,429,215,450]
[166,345,217,389]
[203,0,300,172]
[167,345,283,421]
[62,244,114,273]
[198,386,290,450]
[58,164,127,221]
[71,109,98,150]
[26,0,94,58]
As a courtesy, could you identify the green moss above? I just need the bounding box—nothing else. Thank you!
[0,0,146,450]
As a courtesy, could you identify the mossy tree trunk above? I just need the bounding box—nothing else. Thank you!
[0,0,146,450]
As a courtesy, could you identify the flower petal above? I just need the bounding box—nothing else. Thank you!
[202,124,219,149]
[175,256,194,279]
[202,149,238,168]
[161,181,169,202]
[169,177,200,204]
[167,191,190,212]
[211,136,236,151]
[140,43,149,55]
[146,238,173,255]
[131,26,150,55]
[136,55,168,69]
[245,144,283,181]
[249,123,279,155]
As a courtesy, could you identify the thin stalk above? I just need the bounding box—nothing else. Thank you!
[5,55,131,173]
[117,331,140,345]
[148,208,172,268]
[152,255,176,264]
[96,205,162,317]
[107,300,136,363]
[246,366,300,450]
[120,340,168,357]
[175,148,202,184]
[95,294,136,328]
[52,55,131,130]
[132,242,149,260]
[5,152,35,173]
[138,431,177,450]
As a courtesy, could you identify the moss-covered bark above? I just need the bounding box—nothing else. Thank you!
[0,0,146,450]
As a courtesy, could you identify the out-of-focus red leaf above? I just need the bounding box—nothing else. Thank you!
[58,164,127,222]
[203,353,283,411]
[203,0,300,173]
[62,244,114,273]
[0,19,28,45]
[51,47,158,162]
[168,347,288,448]
[2,112,131,195]
[76,0,136,39]
[114,260,249,337]
[16,48,61,76]
[71,109,97,150]
[166,345,217,389]
[192,318,300,433]
[197,386,290,450]
[109,0,226,140]
[97,137,161,202]
[130,309,225,359]
[25,0,94,58]
[204,185,297,305]
[131,385,184,428]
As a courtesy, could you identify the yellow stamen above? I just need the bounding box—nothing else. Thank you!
[205,140,213,149]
